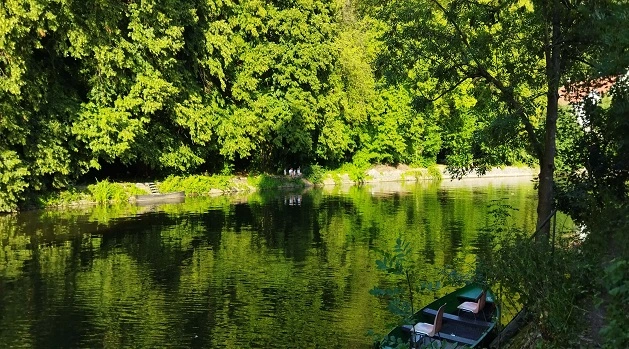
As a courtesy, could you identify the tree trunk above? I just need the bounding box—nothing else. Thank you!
[536,0,562,241]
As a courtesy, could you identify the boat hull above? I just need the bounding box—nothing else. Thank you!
[132,192,185,205]
[381,284,500,348]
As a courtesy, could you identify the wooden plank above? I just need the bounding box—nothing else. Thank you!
[423,308,493,328]
[437,332,477,346]
[401,325,477,347]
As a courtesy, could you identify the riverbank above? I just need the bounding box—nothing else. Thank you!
[327,164,537,185]
[35,165,537,210]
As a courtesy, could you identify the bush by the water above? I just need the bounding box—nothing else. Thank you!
[159,175,235,195]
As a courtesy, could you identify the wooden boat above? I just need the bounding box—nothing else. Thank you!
[132,191,185,205]
[381,283,500,348]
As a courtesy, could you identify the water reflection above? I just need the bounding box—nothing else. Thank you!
[284,194,303,206]
[0,179,537,348]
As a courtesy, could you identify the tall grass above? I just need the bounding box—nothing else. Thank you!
[400,166,443,181]
[38,181,144,207]
[328,163,369,184]
[88,180,144,203]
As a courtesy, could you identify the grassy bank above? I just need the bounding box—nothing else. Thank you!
[31,164,451,209]
[30,163,535,210]
[35,174,307,209]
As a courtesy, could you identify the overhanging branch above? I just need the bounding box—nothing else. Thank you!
[476,67,544,159]
[428,0,544,159]
[423,76,472,102]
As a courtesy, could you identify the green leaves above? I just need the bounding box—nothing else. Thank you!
[370,237,418,322]
[73,104,147,164]
[601,258,629,348]
[0,150,29,212]
[368,0,548,172]
[374,237,413,275]
[5,0,593,212]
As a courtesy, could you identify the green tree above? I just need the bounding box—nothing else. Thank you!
[366,0,626,239]
[0,150,29,212]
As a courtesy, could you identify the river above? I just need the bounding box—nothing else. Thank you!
[0,178,537,348]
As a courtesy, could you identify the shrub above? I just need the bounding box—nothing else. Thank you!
[479,207,595,347]
[338,163,367,184]
[39,188,89,207]
[0,150,29,212]
[88,180,131,203]
[426,165,442,180]
[601,258,629,348]
[159,175,235,195]
[304,164,325,185]
[249,174,304,190]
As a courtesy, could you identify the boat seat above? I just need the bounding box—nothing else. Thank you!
[457,290,487,321]
[422,308,493,327]
[408,304,445,347]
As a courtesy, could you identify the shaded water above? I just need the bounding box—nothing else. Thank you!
[0,179,537,348]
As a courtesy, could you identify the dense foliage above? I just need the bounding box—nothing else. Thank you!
[554,76,629,349]
[0,0,535,212]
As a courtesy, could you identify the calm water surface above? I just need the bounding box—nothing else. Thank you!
[0,179,537,348]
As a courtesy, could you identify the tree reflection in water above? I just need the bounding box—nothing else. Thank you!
[0,180,536,348]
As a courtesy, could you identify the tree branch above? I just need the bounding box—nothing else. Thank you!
[428,0,478,63]
[428,0,544,158]
[476,67,544,159]
[422,76,472,102]
[570,56,597,69]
